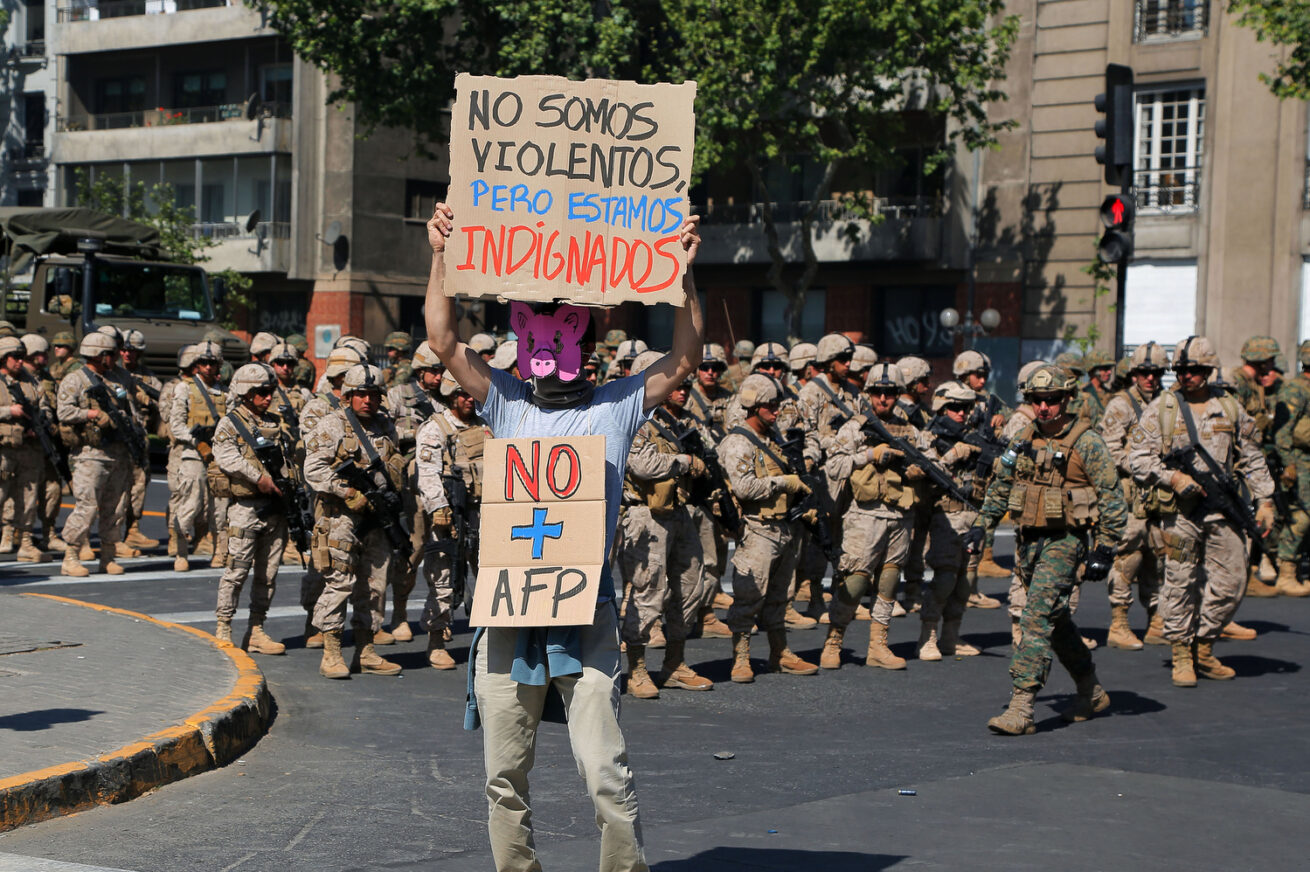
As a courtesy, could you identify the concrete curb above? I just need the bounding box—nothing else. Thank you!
[0,593,272,832]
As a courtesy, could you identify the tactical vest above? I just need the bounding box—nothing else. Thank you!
[211,409,283,500]
[456,424,488,500]
[739,431,790,520]
[626,422,681,515]
[0,378,26,447]
[848,414,919,510]
[1144,389,1241,514]
[1006,420,1098,530]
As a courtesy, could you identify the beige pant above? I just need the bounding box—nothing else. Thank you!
[473,603,647,872]
[694,509,729,610]
[216,500,287,622]
[619,505,706,644]
[312,517,390,633]
[168,455,211,553]
[39,460,61,539]
[1107,514,1162,611]
[129,464,148,523]
[830,508,910,627]
[62,449,132,549]
[923,508,977,624]
[726,517,800,633]
[1159,513,1246,643]
[0,444,43,534]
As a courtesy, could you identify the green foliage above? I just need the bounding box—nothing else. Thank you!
[1230,0,1310,100]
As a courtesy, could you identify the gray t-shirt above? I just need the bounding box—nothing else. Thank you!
[477,367,650,589]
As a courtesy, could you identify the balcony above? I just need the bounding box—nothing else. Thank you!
[57,0,230,22]
[59,101,290,132]
[53,0,270,54]
[200,221,291,273]
[1133,167,1201,214]
[3,41,49,69]
[54,104,292,162]
[1134,0,1208,43]
[6,144,50,171]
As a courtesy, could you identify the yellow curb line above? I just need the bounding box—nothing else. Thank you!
[0,593,271,833]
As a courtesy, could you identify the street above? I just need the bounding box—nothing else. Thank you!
[2,487,1310,871]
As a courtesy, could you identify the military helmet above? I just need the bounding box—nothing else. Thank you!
[897,356,931,384]
[1023,364,1077,396]
[616,339,649,361]
[285,333,309,354]
[630,350,664,376]
[0,336,24,359]
[789,342,817,372]
[1130,341,1169,372]
[489,340,518,370]
[931,380,977,412]
[738,373,781,409]
[0,320,16,338]
[1016,359,1046,389]
[268,342,298,363]
[603,329,628,348]
[79,332,118,358]
[439,370,465,397]
[1240,335,1280,364]
[249,332,280,357]
[733,339,756,360]
[952,349,989,377]
[1115,357,1133,382]
[21,334,49,356]
[178,344,200,371]
[96,324,124,348]
[192,340,222,364]
[815,333,855,365]
[1274,353,1288,374]
[468,333,497,354]
[123,329,146,351]
[324,347,364,378]
[411,341,442,372]
[230,363,276,398]
[334,335,370,357]
[1082,349,1115,371]
[700,343,728,367]
[1298,340,1310,369]
[850,344,878,373]
[1054,351,1086,377]
[750,341,789,369]
[342,364,385,394]
[1172,335,1219,370]
[863,361,905,390]
[384,331,413,353]
[51,331,76,348]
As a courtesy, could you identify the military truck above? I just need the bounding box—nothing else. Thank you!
[0,207,246,372]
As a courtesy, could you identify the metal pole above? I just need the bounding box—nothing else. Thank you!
[964,147,982,352]
[1115,174,1131,358]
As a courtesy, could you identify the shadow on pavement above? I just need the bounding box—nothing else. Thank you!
[652,847,907,871]
[1221,654,1300,677]
[0,707,104,731]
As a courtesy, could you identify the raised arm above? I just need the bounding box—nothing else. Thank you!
[425,203,492,404]
[642,216,703,412]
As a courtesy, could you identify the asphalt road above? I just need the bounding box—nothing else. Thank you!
[2,485,1310,871]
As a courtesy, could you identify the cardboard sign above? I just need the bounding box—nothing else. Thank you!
[444,73,697,307]
[470,435,607,627]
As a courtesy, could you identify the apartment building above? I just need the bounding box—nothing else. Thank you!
[2,0,56,207]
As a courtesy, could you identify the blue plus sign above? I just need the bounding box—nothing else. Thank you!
[511,507,564,560]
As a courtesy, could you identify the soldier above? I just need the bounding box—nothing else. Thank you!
[847,344,878,393]
[488,340,518,375]
[304,363,406,679]
[120,329,162,553]
[686,341,734,617]
[57,332,144,577]
[819,363,934,670]
[597,328,627,378]
[969,365,1126,735]
[919,380,987,659]
[381,330,414,387]
[48,331,82,381]
[168,341,227,572]
[719,374,819,681]
[1129,336,1276,687]
[211,364,290,655]
[21,334,65,551]
[1227,335,1282,588]
[897,355,933,612]
[1271,339,1310,597]
[609,338,649,383]
[722,339,755,392]
[467,332,497,362]
[789,342,818,387]
[1098,342,1170,649]
[268,342,312,428]
[0,336,54,563]
[284,333,316,389]
[619,351,714,698]
[1079,350,1116,424]
[896,357,932,429]
[248,332,280,363]
[954,349,1011,587]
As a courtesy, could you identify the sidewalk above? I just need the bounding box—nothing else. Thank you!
[0,593,270,832]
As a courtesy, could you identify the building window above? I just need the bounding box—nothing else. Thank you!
[174,71,227,109]
[95,77,147,116]
[874,287,955,358]
[754,288,825,343]
[259,63,293,109]
[1134,0,1208,42]
[405,179,448,220]
[1133,86,1204,213]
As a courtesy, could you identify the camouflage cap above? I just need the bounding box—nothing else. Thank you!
[468,333,497,354]
[0,336,24,359]
[1130,341,1169,371]
[750,341,789,369]
[1299,340,1310,369]
[733,340,756,360]
[850,344,878,373]
[932,380,977,411]
[230,363,276,397]
[897,356,931,384]
[1016,359,1046,388]
[411,342,442,372]
[384,330,413,353]
[603,329,628,348]
[1054,351,1086,377]
[700,343,728,367]
[1240,335,1280,363]
[952,350,988,376]
[285,333,309,353]
[79,332,118,358]
[249,332,280,357]
[324,347,364,378]
[1172,335,1219,370]
[342,364,385,394]
[1082,349,1115,371]
[789,342,817,372]
[51,331,76,348]
[1023,364,1077,396]
[815,333,855,364]
[1115,357,1133,381]
[738,373,780,409]
[489,340,518,370]
[1274,353,1288,374]
[630,350,664,376]
[21,333,49,356]
[864,361,905,390]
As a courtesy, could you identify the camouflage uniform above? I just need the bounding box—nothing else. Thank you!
[169,371,226,565]
[1099,383,1164,623]
[0,361,54,560]
[685,370,733,595]
[1272,350,1310,584]
[27,360,64,547]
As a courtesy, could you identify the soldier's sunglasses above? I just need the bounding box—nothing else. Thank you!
[944,402,972,412]
[866,387,898,397]
[251,386,275,397]
[1176,365,1212,377]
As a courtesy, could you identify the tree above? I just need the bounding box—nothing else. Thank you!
[1230,0,1310,100]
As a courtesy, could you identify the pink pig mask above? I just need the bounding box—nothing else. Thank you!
[511,301,590,383]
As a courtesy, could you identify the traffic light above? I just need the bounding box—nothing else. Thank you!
[1094,63,1134,187]
[1098,193,1135,263]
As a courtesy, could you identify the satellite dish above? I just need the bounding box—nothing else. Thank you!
[244,209,262,233]
[322,221,343,246]
[244,93,261,121]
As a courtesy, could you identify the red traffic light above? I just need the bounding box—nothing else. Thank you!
[1100,194,1135,229]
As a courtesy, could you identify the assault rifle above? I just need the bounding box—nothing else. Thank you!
[861,413,978,510]
[441,469,473,606]
[930,417,1008,486]
[86,378,147,468]
[191,424,216,460]
[15,375,71,487]
[257,429,314,556]
[780,426,841,566]
[333,457,414,560]
[1262,449,1294,519]
[1163,444,1269,560]
[678,426,743,537]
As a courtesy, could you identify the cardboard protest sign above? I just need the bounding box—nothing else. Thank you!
[444,73,696,307]
[470,435,607,627]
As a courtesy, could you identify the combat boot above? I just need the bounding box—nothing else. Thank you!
[784,604,818,629]
[390,596,413,642]
[865,608,907,670]
[353,628,402,676]
[192,533,214,556]
[967,590,1002,609]
[820,626,845,669]
[46,533,67,552]
[890,599,907,618]
[16,533,47,564]
[245,622,286,655]
[917,622,941,661]
[698,608,732,638]
[713,591,733,610]
[174,555,190,572]
[1107,605,1143,650]
[373,626,396,646]
[1275,560,1310,597]
[61,547,89,578]
[646,622,666,649]
[767,629,818,675]
[1062,672,1111,723]
[626,645,660,698]
[167,529,178,557]
[319,630,350,679]
[214,620,233,647]
[1171,641,1197,687]
[730,632,754,683]
[98,550,124,576]
[114,541,141,559]
[304,616,324,649]
[1257,553,1277,582]
[1220,620,1257,641]
[1195,639,1236,680]
[0,525,14,553]
[1246,565,1279,597]
[660,640,712,691]
[79,542,94,561]
[940,619,980,656]
[427,634,456,670]
[125,523,159,550]
[977,545,1009,578]
[987,688,1037,735]
[1143,611,1167,645]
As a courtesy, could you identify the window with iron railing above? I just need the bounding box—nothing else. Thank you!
[698,197,940,226]
[1134,0,1208,42]
[1133,86,1205,213]
[57,0,230,23]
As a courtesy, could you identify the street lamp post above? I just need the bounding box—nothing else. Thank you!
[939,306,1001,351]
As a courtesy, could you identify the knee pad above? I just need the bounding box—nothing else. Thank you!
[838,572,870,605]
[876,564,902,598]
